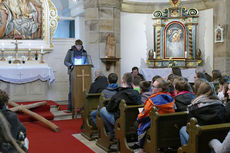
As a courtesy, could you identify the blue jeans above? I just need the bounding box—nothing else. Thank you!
[90,110,98,125]
[100,107,115,138]
[180,126,189,145]
[68,75,72,111]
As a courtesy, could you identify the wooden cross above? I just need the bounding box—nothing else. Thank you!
[8,101,60,132]
[77,69,90,92]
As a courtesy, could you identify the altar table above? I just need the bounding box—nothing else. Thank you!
[140,68,196,82]
[0,64,55,84]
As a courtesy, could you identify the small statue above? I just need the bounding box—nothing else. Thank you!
[196,49,202,59]
[148,49,154,60]
[105,33,116,58]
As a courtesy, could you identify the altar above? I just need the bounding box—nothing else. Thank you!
[0,63,55,84]
[140,68,195,82]
[0,63,55,101]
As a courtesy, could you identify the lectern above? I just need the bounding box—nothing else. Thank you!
[71,65,92,118]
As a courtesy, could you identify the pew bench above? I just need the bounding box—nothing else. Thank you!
[144,107,188,153]
[115,100,144,153]
[95,95,112,152]
[81,91,101,140]
[178,118,230,153]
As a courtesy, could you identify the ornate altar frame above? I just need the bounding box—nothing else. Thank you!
[0,0,59,49]
[147,0,202,68]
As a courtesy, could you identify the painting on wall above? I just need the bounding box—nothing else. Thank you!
[165,22,185,58]
[215,26,224,43]
[0,0,42,39]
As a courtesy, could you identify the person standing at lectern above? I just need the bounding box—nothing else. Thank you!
[64,39,89,112]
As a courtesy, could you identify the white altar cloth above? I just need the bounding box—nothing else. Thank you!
[0,64,55,84]
[140,68,196,82]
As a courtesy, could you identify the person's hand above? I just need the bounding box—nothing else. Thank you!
[70,65,74,71]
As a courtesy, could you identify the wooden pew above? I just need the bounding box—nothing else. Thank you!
[178,118,230,153]
[115,100,143,153]
[81,91,101,140]
[144,107,188,153]
[95,95,112,152]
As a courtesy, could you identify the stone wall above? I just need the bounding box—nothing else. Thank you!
[82,0,121,79]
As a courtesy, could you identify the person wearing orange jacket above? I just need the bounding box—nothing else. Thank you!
[134,78,175,151]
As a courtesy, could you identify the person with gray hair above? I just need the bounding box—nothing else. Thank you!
[88,70,108,93]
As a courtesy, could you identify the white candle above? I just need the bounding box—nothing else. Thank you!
[29,43,31,51]
[185,51,187,58]
[1,43,4,50]
[153,51,156,59]
[41,46,44,54]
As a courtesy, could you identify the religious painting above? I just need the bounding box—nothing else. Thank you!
[215,26,224,43]
[165,22,185,58]
[0,0,42,39]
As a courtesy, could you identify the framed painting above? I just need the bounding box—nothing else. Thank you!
[0,0,58,48]
[215,26,224,43]
[164,21,186,58]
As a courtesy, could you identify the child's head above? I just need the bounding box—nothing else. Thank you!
[0,90,9,110]
[139,81,151,93]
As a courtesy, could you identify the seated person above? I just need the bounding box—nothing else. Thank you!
[172,67,182,77]
[88,70,108,93]
[100,73,142,140]
[0,90,28,153]
[174,77,195,112]
[136,78,175,150]
[133,75,142,93]
[131,66,145,81]
[209,130,230,153]
[194,71,207,81]
[139,81,152,104]
[180,79,225,146]
[217,76,230,102]
[90,73,119,124]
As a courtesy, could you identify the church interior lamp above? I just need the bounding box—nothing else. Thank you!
[147,0,202,68]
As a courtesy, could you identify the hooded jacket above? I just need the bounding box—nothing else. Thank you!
[188,95,225,125]
[137,92,175,136]
[106,87,141,120]
[64,45,88,74]
[175,91,195,112]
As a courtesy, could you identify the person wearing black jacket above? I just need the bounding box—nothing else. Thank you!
[179,80,225,145]
[0,90,27,153]
[174,77,195,112]
[64,39,89,112]
[88,70,108,93]
[100,73,142,140]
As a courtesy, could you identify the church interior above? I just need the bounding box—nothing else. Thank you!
[1,0,230,153]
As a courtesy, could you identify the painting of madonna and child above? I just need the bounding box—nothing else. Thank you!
[165,23,185,58]
[0,0,42,39]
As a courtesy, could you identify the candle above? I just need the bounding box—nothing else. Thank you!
[1,43,4,50]
[41,46,44,54]
[185,51,187,58]
[153,51,156,59]
[29,43,31,51]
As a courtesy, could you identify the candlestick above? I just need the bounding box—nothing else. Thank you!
[153,51,156,59]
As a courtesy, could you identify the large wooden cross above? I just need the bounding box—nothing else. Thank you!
[8,101,60,132]
[77,69,90,92]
